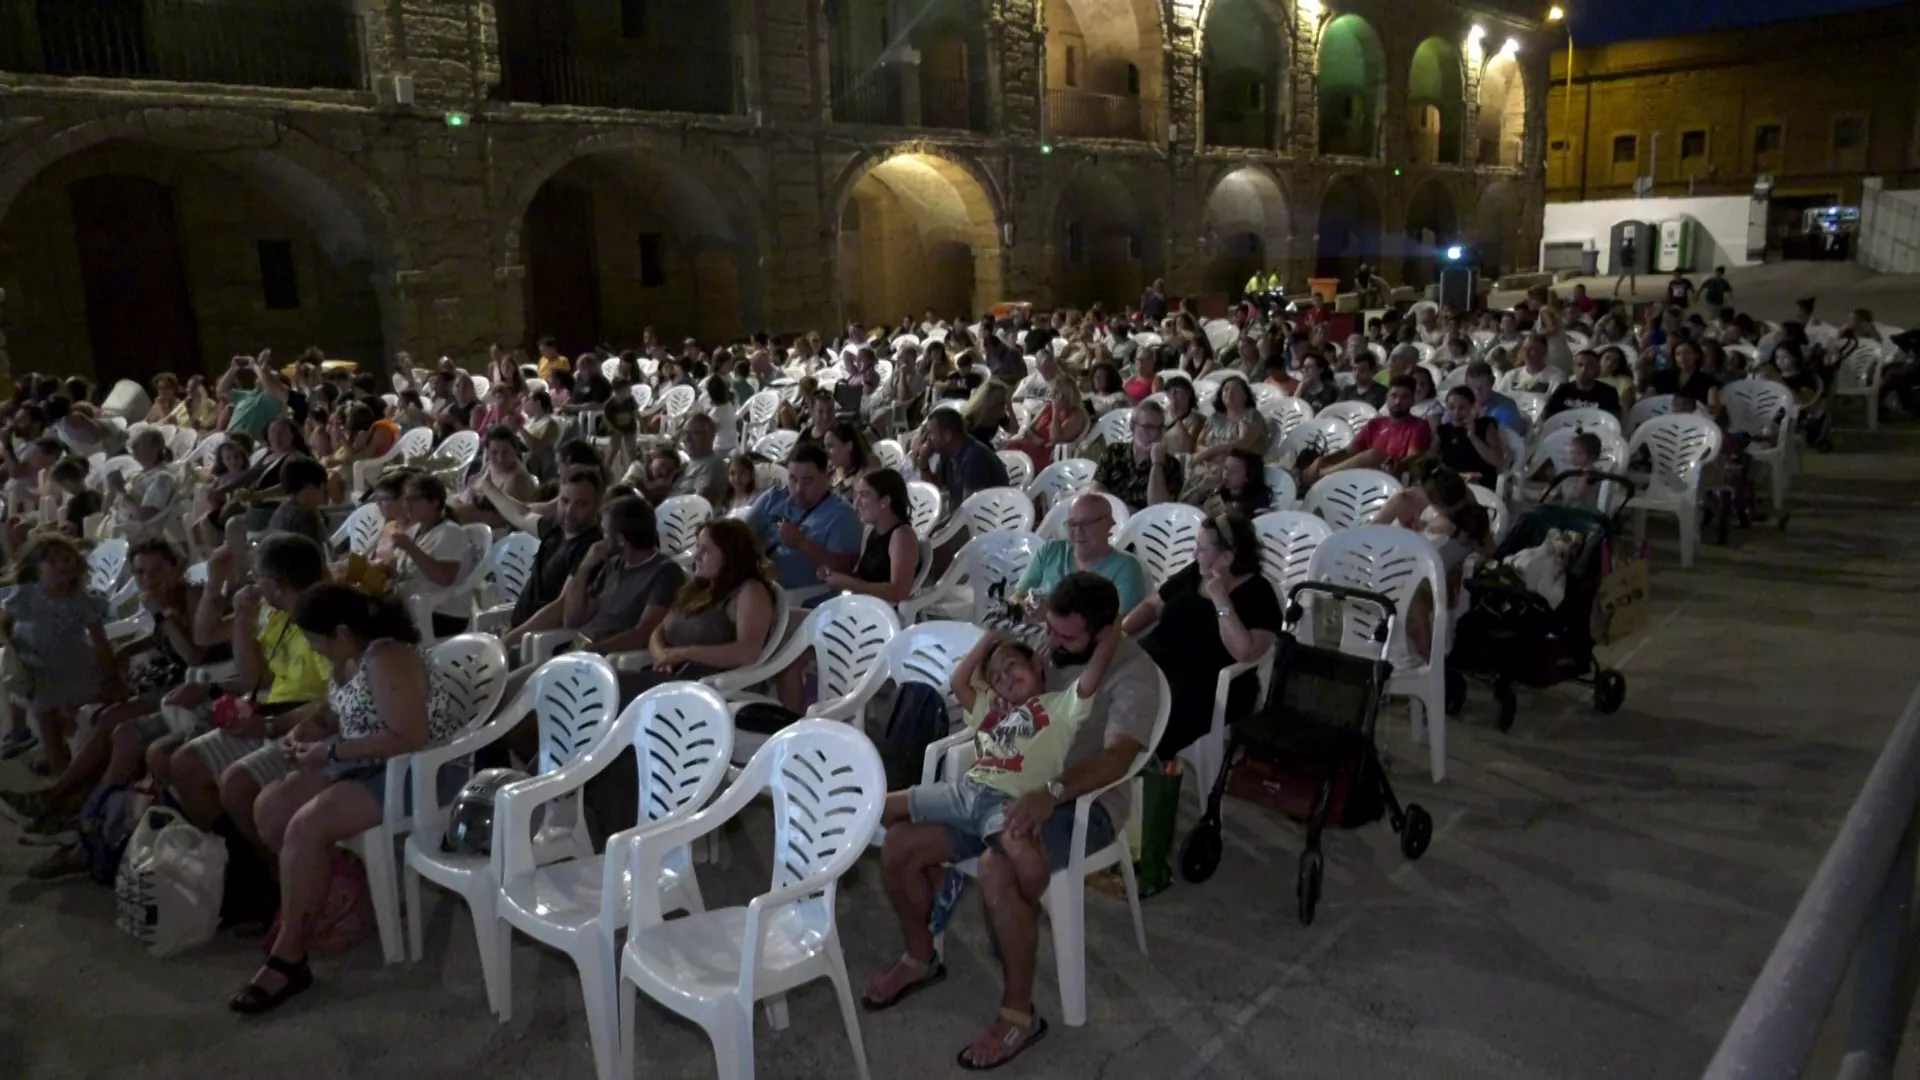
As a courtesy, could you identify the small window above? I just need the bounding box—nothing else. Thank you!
[257,240,299,310]
[1064,46,1078,88]
[1247,82,1264,110]
[1126,63,1140,96]
[1612,134,1636,164]
[1680,129,1707,159]
[620,0,645,39]
[1834,116,1866,152]
[1549,138,1569,152]
[1127,234,1141,260]
[1754,124,1783,155]
[638,233,665,288]
[1066,221,1085,264]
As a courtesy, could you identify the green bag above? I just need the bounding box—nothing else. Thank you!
[1135,763,1183,898]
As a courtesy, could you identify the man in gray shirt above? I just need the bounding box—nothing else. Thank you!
[669,412,729,506]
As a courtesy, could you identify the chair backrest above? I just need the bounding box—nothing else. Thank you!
[803,594,902,707]
[1258,395,1315,445]
[469,374,491,400]
[165,426,199,461]
[1114,503,1205,589]
[395,426,436,460]
[332,502,387,556]
[521,654,623,775]
[435,430,482,472]
[1626,413,1723,494]
[1317,400,1378,434]
[905,481,944,539]
[1302,469,1403,530]
[657,385,698,428]
[429,634,510,736]
[1026,457,1097,511]
[883,621,987,724]
[655,494,714,558]
[996,449,1035,490]
[182,431,226,469]
[737,721,887,892]
[1264,465,1299,511]
[1626,393,1674,433]
[1508,389,1549,427]
[1275,417,1353,464]
[1035,492,1130,542]
[1094,408,1133,446]
[1721,378,1795,436]
[941,530,1043,624]
[618,681,733,828]
[1251,510,1333,601]
[872,438,907,473]
[629,382,654,413]
[752,430,799,463]
[1834,342,1887,393]
[1535,407,1623,445]
[88,538,129,596]
[1306,525,1446,662]
[482,531,542,611]
[1468,483,1509,540]
[952,487,1036,539]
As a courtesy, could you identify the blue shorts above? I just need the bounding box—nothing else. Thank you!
[908,777,1116,873]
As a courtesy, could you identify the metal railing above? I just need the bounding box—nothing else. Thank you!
[919,71,986,133]
[1206,108,1274,151]
[830,67,987,132]
[1047,88,1162,143]
[0,0,364,89]
[830,68,900,125]
[499,45,740,114]
[1704,681,1920,1079]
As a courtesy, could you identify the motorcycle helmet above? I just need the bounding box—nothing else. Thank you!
[442,768,530,857]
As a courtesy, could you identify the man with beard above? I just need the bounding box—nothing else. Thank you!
[1303,376,1433,484]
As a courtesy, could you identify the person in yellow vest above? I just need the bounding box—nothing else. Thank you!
[1263,269,1284,294]
[536,335,571,381]
[1243,271,1264,299]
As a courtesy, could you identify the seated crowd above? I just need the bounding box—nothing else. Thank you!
[0,277,1882,1069]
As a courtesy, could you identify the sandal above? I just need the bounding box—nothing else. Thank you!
[859,953,946,1012]
[956,1007,1050,1071]
[228,955,313,1015]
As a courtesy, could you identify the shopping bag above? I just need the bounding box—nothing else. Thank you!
[115,807,228,957]
[1594,544,1650,644]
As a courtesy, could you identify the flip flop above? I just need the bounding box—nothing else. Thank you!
[859,954,946,1012]
[956,1008,1050,1071]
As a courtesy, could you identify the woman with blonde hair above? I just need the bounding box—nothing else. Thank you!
[1006,368,1091,468]
[961,377,1017,448]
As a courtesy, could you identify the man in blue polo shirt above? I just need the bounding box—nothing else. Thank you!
[1464,359,1530,437]
[745,440,862,593]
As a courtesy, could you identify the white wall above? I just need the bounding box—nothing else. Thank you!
[1540,195,1760,274]
[1857,178,1920,274]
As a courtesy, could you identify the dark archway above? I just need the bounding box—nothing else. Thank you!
[1052,166,1163,309]
[1203,167,1290,298]
[1473,178,1526,277]
[1317,14,1386,157]
[1408,37,1466,165]
[836,152,1004,326]
[1203,0,1287,151]
[1402,180,1460,288]
[1477,49,1527,167]
[1314,174,1383,283]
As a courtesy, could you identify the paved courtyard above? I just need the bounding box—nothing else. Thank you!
[5,266,1920,1079]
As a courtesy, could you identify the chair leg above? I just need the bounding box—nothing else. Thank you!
[1116,850,1149,956]
[480,905,512,1021]
[1677,506,1697,569]
[1408,697,1428,746]
[360,831,405,965]
[712,1006,756,1080]
[825,947,873,1080]
[763,995,789,1031]
[577,949,619,1080]
[403,864,426,963]
[1423,690,1447,784]
[1050,880,1089,1027]
[618,976,639,1080]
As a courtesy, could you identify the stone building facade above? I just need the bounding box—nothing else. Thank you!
[0,0,1547,388]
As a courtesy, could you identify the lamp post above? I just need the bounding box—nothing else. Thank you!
[1548,6,1573,193]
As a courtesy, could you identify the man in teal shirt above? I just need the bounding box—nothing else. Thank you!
[218,350,288,439]
[1010,494,1150,615]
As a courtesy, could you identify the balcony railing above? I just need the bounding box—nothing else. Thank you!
[1048,89,1162,143]
[831,68,900,125]
[0,0,364,90]
[499,45,741,114]
[831,66,988,132]
[1206,109,1275,151]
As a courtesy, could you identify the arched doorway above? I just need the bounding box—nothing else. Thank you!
[1203,167,1290,298]
[1316,14,1386,157]
[837,153,1003,326]
[828,0,989,130]
[519,148,757,352]
[1407,37,1466,165]
[1052,166,1162,310]
[1477,50,1527,167]
[1044,0,1167,141]
[1402,180,1459,288]
[1314,174,1382,284]
[0,135,393,385]
[1473,179,1525,277]
[1202,0,1287,151]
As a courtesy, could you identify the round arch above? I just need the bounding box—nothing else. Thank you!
[1043,0,1168,139]
[831,149,1004,326]
[1202,165,1290,298]
[1314,173,1383,282]
[1402,179,1460,288]
[1317,14,1387,158]
[1477,50,1528,167]
[1051,163,1163,310]
[1200,0,1289,151]
[1408,37,1466,165]
[1473,178,1526,277]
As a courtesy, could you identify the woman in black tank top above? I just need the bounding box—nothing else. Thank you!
[817,469,918,605]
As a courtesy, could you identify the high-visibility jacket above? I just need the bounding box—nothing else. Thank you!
[1245,274,1264,295]
[1264,273,1284,292]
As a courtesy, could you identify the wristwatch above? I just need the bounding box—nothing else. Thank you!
[1046,780,1067,802]
[1216,603,1234,619]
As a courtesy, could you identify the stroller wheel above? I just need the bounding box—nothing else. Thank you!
[1400,804,1434,861]
[1296,850,1323,926]
[1178,822,1224,884]
[1494,681,1518,733]
[1444,669,1466,717]
[1594,669,1628,714]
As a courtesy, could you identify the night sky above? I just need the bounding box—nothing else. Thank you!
[1573,0,1905,44]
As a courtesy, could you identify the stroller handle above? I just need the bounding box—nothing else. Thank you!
[1284,582,1399,648]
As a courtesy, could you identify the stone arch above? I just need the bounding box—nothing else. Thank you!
[1407,37,1467,165]
[829,147,1005,326]
[1316,13,1387,158]
[1402,178,1460,288]
[1472,177,1526,277]
[1314,173,1383,282]
[1050,162,1164,310]
[1043,0,1168,140]
[0,110,402,382]
[1200,0,1290,151]
[1477,49,1527,168]
[1202,165,1291,298]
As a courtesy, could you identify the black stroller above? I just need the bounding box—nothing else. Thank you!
[1447,469,1632,731]
[1178,583,1434,925]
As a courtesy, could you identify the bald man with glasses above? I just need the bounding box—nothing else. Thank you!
[1009,494,1150,616]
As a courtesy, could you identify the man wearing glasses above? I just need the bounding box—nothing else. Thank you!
[1008,494,1150,615]
[1092,399,1180,511]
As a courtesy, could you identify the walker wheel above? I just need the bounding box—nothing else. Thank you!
[1400,804,1434,861]
[1444,668,1466,716]
[1178,823,1224,884]
[1594,669,1627,715]
[1494,681,1518,733]
[1296,850,1324,926]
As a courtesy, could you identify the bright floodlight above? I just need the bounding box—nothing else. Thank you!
[1502,38,1520,56]
[1469,25,1486,44]
[1446,245,1464,261]
[1547,5,1566,21]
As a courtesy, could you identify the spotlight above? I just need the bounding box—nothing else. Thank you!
[1446,245,1465,261]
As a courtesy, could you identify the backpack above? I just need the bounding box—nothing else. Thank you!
[879,683,953,790]
[79,782,141,885]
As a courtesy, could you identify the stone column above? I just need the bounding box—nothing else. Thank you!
[999,0,1043,138]
[1285,4,1319,157]
[1164,7,1203,297]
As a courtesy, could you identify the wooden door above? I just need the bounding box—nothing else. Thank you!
[69,174,200,385]
[523,180,602,354]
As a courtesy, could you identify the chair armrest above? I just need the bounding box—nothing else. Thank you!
[920,728,976,785]
[408,715,516,841]
[105,613,154,642]
[930,516,965,548]
[627,781,762,928]
[188,660,238,685]
[898,584,962,625]
[381,755,411,833]
[495,720,629,881]
[522,629,578,666]
[472,603,512,634]
[1208,651,1272,743]
[705,610,816,695]
[608,650,653,673]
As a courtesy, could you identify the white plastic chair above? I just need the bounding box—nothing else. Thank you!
[1036,493,1130,542]
[1626,393,1675,434]
[1832,342,1886,430]
[165,426,198,461]
[1026,457,1098,513]
[708,595,900,763]
[495,681,733,1080]
[348,634,507,965]
[900,530,1042,625]
[1302,469,1403,530]
[472,531,543,632]
[871,438,906,473]
[1259,395,1315,449]
[1093,408,1133,446]
[330,502,387,556]
[1534,406,1624,446]
[1251,510,1334,602]
[182,431,226,470]
[434,430,483,475]
[752,429,799,463]
[1316,400,1378,434]
[1722,378,1797,511]
[929,487,1035,548]
[1273,417,1353,466]
[995,449,1035,491]
[1306,526,1450,782]
[741,390,781,445]
[655,494,713,562]
[617,721,887,1080]
[405,522,495,644]
[87,538,128,597]
[1497,367,1567,395]
[1469,483,1509,541]
[654,385,698,436]
[353,426,435,496]
[905,480,943,540]
[1113,503,1205,589]
[1263,465,1299,511]
[403,654,621,1016]
[1509,389,1550,428]
[1627,413,1723,569]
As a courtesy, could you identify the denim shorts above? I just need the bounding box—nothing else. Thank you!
[908,777,1116,873]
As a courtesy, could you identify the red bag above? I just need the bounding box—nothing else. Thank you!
[210,695,255,731]
[262,851,375,957]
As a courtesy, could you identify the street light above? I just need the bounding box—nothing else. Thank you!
[1548,6,1574,195]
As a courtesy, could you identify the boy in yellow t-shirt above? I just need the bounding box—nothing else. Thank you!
[882,626,1121,858]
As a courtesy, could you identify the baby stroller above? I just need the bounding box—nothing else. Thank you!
[1178,583,1434,925]
[1447,470,1632,731]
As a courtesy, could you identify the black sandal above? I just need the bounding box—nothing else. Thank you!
[956,1007,1050,1071]
[228,955,312,1015]
[859,953,946,1012]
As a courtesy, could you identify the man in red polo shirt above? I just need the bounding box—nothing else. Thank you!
[1302,376,1433,484]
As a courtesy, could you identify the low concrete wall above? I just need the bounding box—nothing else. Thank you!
[1858,178,1920,274]
[1542,194,1759,274]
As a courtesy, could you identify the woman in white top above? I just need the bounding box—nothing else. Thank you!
[704,374,739,453]
[381,472,478,638]
[104,428,181,543]
[45,395,108,459]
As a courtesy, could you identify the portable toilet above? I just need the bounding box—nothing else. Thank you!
[1656,218,1697,272]
[1608,220,1651,275]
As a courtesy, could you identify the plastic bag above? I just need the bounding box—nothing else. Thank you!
[115,807,228,957]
